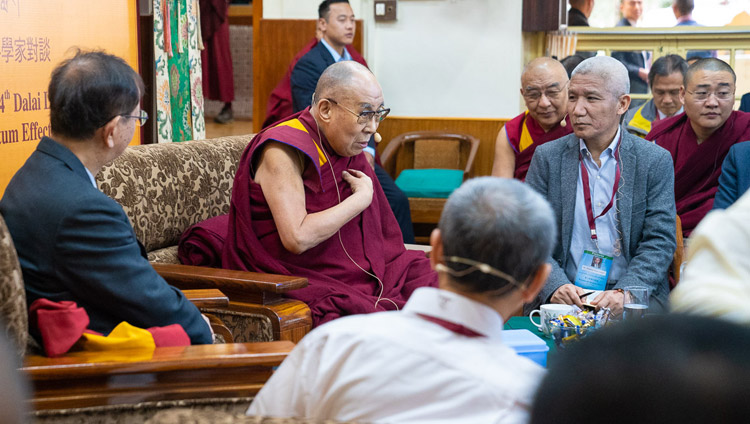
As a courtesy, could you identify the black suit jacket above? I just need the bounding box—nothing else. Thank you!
[0,137,212,344]
[612,18,649,95]
[740,93,750,113]
[291,42,338,113]
[568,7,589,26]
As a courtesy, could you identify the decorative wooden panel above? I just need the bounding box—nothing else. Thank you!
[252,19,363,132]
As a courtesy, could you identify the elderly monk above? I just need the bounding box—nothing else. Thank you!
[223,61,437,326]
[492,57,572,181]
[526,56,676,316]
[623,54,687,137]
[647,58,750,237]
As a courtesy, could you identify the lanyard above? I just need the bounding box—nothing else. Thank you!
[417,313,485,338]
[579,134,621,244]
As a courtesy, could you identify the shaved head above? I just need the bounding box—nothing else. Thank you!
[520,57,569,131]
[522,57,569,88]
[312,60,384,158]
[313,61,377,105]
[685,57,736,87]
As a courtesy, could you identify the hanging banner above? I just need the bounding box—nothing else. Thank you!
[0,0,139,198]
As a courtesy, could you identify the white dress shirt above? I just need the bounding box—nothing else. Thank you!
[320,38,352,62]
[247,287,545,424]
[566,127,628,284]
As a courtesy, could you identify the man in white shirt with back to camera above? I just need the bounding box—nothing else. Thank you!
[247,177,556,423]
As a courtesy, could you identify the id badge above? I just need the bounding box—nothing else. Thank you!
[574,250,612,291]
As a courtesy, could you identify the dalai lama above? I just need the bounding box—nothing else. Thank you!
[222,61,437,326]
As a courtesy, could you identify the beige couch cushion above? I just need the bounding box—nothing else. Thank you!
[97,136,251,257]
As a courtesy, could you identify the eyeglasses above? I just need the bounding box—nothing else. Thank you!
[523,81,568,102]
[325,98,390,125]
[120,110,149,127]
[686,89,734,102]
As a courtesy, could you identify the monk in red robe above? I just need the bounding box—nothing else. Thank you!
[647,58,750,236]
[492,57,572,181]
[223,61,437,326]
[200,0,234,123]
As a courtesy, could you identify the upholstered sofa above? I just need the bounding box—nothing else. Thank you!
[97,135,312,342]
[0,208,294,423]
[96,135,312,343]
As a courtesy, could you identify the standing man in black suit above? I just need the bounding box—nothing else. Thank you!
[0,50,212,345]
[291,0,415,244]
[612,0,650,109]
[568,0,594,27]
[568,0,596,59]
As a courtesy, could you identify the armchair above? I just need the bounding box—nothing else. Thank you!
[380,131,479,243]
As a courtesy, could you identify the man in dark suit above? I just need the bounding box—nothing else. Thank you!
[612,0,649,109]
[291,0,415,244]
[0,50,212,345]
[568,0,594,27]
[526,56,676,316]
[714,141,750,209]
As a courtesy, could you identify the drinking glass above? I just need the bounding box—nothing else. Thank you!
[623,286,649,320]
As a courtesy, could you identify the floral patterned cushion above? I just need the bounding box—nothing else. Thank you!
[0,213,28,357]
[34,397,253,424]
[97,136,252,255]
[147,408,368,424]
[148,246,181,264]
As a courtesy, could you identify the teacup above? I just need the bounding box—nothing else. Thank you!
[529,304,575,337]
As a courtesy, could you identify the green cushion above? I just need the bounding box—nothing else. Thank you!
[394,169,464,198]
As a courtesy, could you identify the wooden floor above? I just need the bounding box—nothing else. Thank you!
[205,118,255,139]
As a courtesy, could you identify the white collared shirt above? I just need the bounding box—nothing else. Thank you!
[320,38,352,62]
[84,167,97,188]
[566,127,629,284]
[247,287,545,424]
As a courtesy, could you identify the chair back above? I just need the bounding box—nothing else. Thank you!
[0,212,28,356]
[380,131,480,179]
[97,136,251,255]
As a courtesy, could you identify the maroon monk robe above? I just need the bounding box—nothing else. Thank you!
[504,111,572,181]
[223,108,438,326]
[200,0,234,103]
[262,41,369,129]
[647,110,750,236]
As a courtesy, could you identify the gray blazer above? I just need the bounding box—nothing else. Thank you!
[525,130,676,312]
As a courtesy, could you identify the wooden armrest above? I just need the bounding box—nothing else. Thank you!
[23,341,294,410]
[23,341,293,377]
[153,263,307,295]
[183,289,229,309]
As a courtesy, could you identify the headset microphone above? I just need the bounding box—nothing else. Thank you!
[373,133,382,143]
[560,114,568,127]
